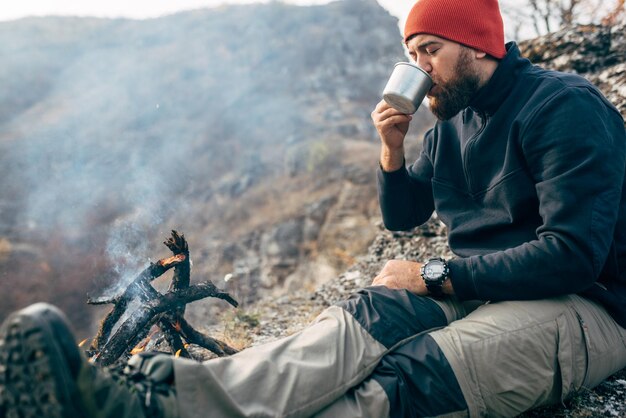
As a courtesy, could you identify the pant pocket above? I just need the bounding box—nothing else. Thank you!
[555,308,587,401]
[570,295,626,389]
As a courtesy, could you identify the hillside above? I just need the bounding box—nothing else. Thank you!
[0,0,435,333]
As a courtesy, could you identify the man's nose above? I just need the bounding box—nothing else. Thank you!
[417,56,432,73]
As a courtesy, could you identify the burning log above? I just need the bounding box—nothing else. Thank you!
[87,230,239,366]
[164,231,191,293]
[87,253,185,353]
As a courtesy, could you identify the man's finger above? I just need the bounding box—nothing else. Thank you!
[378,115,412,128]
[378,105,411,119]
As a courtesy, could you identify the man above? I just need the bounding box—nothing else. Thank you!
[1,0,626,417]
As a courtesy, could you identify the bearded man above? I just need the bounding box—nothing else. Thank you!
[2,0,626,417]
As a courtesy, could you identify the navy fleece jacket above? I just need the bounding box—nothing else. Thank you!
[377,42,626,327]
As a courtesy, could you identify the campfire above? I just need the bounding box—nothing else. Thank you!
[85,230,238,366]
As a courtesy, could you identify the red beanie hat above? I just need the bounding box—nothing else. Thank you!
[404,0,506,59]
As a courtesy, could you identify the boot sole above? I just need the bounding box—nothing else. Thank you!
[0,303,87,418]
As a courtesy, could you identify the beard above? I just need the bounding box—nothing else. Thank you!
[428,48,481,121]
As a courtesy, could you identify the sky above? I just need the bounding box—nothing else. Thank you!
[0,0,410,25]
[0,0,555,41]
[2,0,617,40]
[1,0,556,40]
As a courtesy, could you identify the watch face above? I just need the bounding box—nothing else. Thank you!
[424,260,445,281]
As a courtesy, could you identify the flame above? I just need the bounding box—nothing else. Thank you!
[130,337,150,355]
[175,349,182,358]
[130,346,146,355]
[183,343,190,349]
[159,254,186,267]
[78,338,90,348]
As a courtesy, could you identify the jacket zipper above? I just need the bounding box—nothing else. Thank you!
[462,111,489,194]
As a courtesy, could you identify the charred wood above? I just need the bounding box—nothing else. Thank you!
[178,317,238,356]
[164,230,191,292]
[87,254,183,352]
[159,313,191,359]
[87,230,239,366]
[164,231,191,319]
[93,280,238,365]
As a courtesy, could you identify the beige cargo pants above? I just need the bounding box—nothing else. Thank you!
[431,295,626,417]
[172,291,626,418]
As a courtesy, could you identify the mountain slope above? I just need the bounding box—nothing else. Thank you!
[0,0,438,333]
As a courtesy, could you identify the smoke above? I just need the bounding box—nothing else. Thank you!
[104,223,155,297]
[103,176,173,296]
[0,1,405,327]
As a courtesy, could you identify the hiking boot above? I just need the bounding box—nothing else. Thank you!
[0,303,179,418]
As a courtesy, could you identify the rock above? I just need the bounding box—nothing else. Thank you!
[519,24,613,73]
[303,196,337,242]
[519,23,626,118]
[260,218,303,286]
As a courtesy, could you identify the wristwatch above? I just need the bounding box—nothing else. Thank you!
[421,257,449,296]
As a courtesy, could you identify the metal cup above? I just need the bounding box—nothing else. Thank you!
[382,62,433,114]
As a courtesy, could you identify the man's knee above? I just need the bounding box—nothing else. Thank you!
[335,286,447,348]
[370,334,468,418]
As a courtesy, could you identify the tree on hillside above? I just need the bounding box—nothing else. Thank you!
[501,0,624,39]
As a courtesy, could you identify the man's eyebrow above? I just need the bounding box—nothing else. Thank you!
[416,40,442,50]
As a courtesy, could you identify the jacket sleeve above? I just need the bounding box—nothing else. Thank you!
[449,87,626,301]
[377,130,436,231]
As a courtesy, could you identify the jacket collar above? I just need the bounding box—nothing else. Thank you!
[469,42,530,116]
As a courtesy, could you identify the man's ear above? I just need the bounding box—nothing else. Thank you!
[474,50,488,59]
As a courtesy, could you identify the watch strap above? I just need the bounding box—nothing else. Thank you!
[427,283,444,296]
